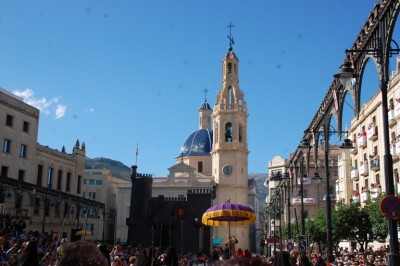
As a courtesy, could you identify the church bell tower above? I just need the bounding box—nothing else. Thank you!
[211,25,249,248]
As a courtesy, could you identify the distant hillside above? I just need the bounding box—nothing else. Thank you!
[85,157,131,180]
[249,173,268,210]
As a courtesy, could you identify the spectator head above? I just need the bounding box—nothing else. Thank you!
[57,240,108,266]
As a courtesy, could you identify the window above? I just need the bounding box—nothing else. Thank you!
[54,202,60,217]
[47,167,53,188]
[37,165,43,187]
[84,179,103,185]
[44,200,50,216]
[1,166,8,177]
[88,192,96,200]
[227,62,232,73]
[3,139,11,153]
[198,161,203,173]
[225,123,233,142]
[34,198,40,215]
[66,172,71,192]
[77,175,82,194]
[20,144,27,157]
[18,170,25,181]
[6,115,13,127]
[228,87,234,104]
[22,121,29,133]
[57,170,63,190]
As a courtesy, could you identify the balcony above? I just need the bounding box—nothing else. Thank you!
[389,109,397,126]
[350,168,359,180]
[370,184,382,199]
[370,157,380,171]
[292,197,316,205]
[390,144,397,156]
[367,124,378,141]
[361,191,368,203]
[350,141,358,154]
[359,163,369,176]
[352,190,360,202]
[323,194,336,201]
[395,101,400,119]
[357,133,367,148]
[396,140,400,157]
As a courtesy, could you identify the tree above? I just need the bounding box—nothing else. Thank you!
[363,194,388,243]
[308,209,329,253]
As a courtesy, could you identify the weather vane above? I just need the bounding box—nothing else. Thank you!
[227,22,235,51]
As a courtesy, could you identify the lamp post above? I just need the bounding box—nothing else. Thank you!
[322,123,335,262]
[299,137,312,236]
[42,193,48,234]
[282,172,292,241]
[335,29,400,265]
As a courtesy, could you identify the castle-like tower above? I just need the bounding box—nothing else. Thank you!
[211,38,250,248]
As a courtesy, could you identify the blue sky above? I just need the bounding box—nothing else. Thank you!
[0,0,392,176]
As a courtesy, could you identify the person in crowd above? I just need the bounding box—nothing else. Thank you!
[224,235,238,258]
[272,251,291,266]
[163,246,178,266]
[57,238,69,257]
[98,243,111,265]
[128,256,136,266]
[289,250,299,266]
[57,240,108,266]
[17,239,39,266]
[136,248,150,266]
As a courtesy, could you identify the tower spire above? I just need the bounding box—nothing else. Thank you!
[203,87,209,101]
[227,22,235,51]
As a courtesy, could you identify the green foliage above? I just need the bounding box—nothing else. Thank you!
[364,194,388,242]
[299,194,388,254]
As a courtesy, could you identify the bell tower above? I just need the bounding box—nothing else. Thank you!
[211,25,249,248]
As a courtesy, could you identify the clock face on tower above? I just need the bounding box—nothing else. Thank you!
[223,165,233,175]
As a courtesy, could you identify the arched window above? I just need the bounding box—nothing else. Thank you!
[228,87,234,104]
[239,125,242,142]
[225,123,233,142]
[227,63,232,74]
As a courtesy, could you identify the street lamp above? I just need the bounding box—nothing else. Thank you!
[335,53,400,264]
[281,172,292,241]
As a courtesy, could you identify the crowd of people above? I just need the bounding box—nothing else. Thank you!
[0,216,392,265]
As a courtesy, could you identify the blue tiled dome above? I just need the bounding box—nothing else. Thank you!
[178,129,213,157]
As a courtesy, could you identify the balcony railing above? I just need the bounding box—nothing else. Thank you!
[292,197,316,205]
[370,158,380,171]
[359,163,369,176]
[357,133,367,148]
[350,168,359,180]
[323,194,336,201]
[370,187,381,199]
[367,124,378,141]
[391,144,397,156]
[389,109,396,126]
[352,191,360,202]
[361,191,368,203]
[395,102,400,119]
[350,141,358,154]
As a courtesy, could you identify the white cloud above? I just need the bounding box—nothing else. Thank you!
[55,104,67,119]
[12,89,67,119]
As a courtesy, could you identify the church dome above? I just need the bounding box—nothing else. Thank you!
[178,129,213,157]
